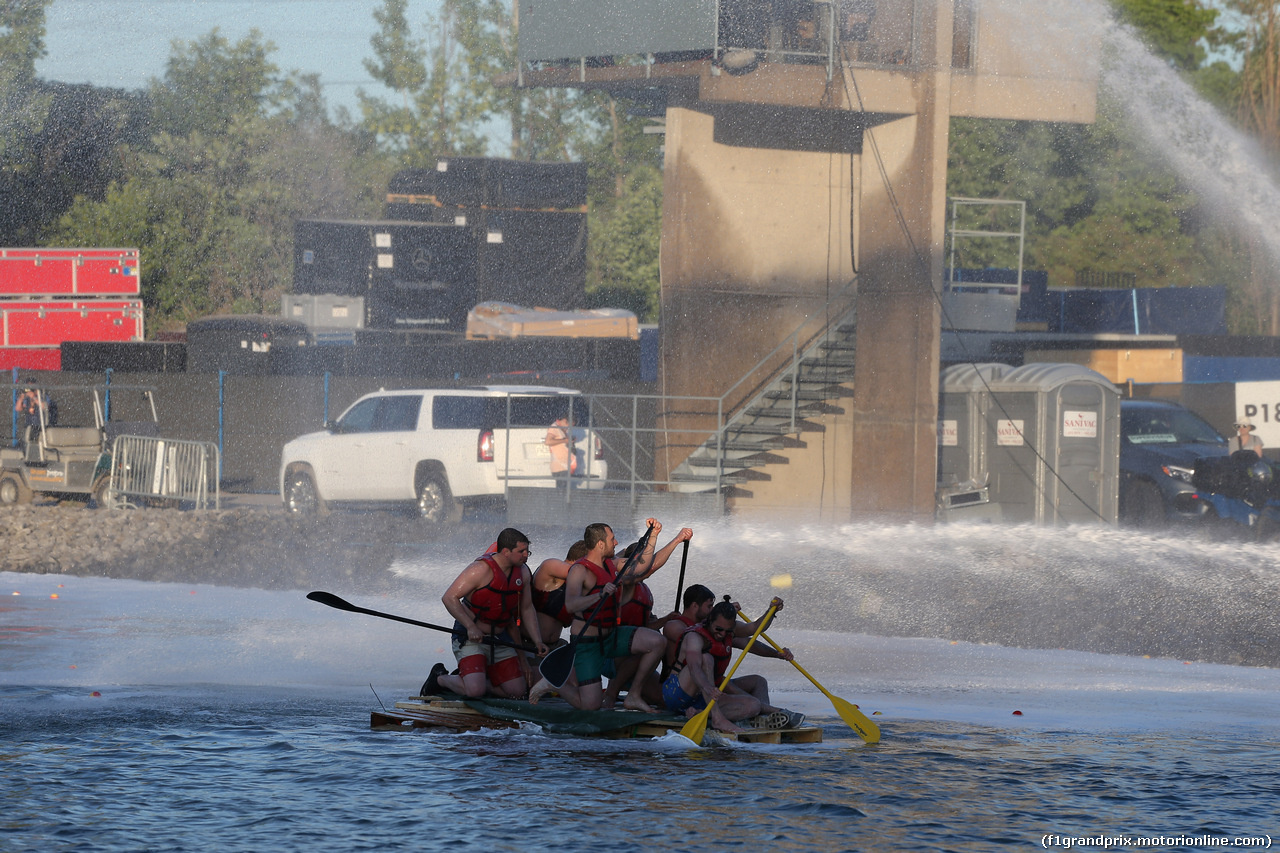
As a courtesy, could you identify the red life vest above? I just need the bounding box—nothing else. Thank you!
[617,581,654,627]
[465,556,524,625]
[678,623,732,681]
[532,584,572,627]
[574,557,619,629]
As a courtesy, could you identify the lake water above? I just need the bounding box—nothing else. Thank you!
[2,520,1278,852]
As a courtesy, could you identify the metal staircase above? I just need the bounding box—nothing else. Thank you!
[668,306,857,496]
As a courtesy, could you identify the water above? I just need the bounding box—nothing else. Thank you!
[1101,20,1280,267]
[3,521,1279,852]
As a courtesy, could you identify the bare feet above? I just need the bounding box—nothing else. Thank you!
[711,710,743,733]
[528,677,555,705]
[622,694,655,713]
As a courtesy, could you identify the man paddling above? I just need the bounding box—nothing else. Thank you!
[427,528,549,700]
[528,521,667,712]
[602,527,692,708]
[663,599,804,732]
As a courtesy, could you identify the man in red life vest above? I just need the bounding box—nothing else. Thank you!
[662,583,717,675]
[430,528,549,699]
[602,526,691,708]
[528,521,668,712]
[662,599,802,732]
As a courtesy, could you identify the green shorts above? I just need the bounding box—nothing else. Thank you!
[573,627,638,685]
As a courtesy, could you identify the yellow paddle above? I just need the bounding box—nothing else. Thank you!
[678,601,778,746]
[738,607,881,745]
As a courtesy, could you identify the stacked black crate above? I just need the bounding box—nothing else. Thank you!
[385,157,588,311]
[292,218,477,334]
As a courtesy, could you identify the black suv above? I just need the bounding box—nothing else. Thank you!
[1119,399,1232,528]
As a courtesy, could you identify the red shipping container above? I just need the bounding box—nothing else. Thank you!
[1,300,144,348]
[0,348,62,371]
[0,248,141,296]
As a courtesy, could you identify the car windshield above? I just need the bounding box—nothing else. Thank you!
[1122,407,1226,446]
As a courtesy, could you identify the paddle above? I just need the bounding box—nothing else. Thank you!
[737,606,881,745]
[306,591,539,653]
[673,539,690,613]
[538,522,655,688]
[678,601,778,746]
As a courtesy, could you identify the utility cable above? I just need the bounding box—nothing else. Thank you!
[834,52,1110,525]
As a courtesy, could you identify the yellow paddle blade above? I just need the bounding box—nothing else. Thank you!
[678,703,712,745]
[738,607,881,745]
[828,692,880,744]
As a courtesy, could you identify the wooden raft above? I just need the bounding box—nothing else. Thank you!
[371,698,823,744]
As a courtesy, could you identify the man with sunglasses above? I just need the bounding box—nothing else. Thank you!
[661,599,802,732]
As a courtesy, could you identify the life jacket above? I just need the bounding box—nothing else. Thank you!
[573,557,619,629]
[674,623,732,681]
[465,556,524,625]
[617,581,654,627]
[533,584,572,627]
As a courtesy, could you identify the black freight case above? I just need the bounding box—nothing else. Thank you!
[381,205,587,310]
[387,158,588,209]
[293,219,477,332]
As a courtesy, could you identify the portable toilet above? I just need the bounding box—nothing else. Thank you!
[939,362,1120,524]
[937,363,1011,521]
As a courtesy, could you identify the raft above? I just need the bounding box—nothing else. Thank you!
[372,695,823,744]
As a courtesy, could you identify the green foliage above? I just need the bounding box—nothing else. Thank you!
[587,165,663,320]
[1112,0,1221,72]
[1,0,53,217]
[946,0,1279,331]
[51,29,384,333]
[149,29,282,139]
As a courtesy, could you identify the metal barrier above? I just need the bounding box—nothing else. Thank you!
[106,435,221,510]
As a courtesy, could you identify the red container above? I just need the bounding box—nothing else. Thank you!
[1,299,144,347]
[0,348,62,371]
[0,248,141,296]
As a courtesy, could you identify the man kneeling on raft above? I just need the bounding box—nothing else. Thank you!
[528,522,667,712]
[429,528,549,699]
[663,599,803,732]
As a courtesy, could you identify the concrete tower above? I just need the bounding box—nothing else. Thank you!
[516,0,1099,521]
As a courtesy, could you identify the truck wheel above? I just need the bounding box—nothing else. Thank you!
[284,468,326,516]
[1121,480,1165,529]
[0,473,32,505]
[416,475,460,525]
[90,475,113,510]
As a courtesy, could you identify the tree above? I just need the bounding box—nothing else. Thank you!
[149,28,282,139]
[1230,1,1280,153]
[946,0,1274,329]
[1112,0,1222,73]
[53,30,384,333]
[1,0,53,241]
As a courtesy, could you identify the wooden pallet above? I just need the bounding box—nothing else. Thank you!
[372,698,822,744]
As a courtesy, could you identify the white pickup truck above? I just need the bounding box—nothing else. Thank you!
[279,385,607,523]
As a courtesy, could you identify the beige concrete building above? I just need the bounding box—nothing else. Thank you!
[516,0,1100,522]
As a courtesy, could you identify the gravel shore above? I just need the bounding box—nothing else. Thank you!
[0,502,412,591]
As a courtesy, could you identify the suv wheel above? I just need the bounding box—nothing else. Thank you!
[284,468,326,516]
[416,475,460,525]
[0,473,32,505]
[1121,480,1165,529]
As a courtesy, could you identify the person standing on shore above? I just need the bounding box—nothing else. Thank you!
[545,414,575,488]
